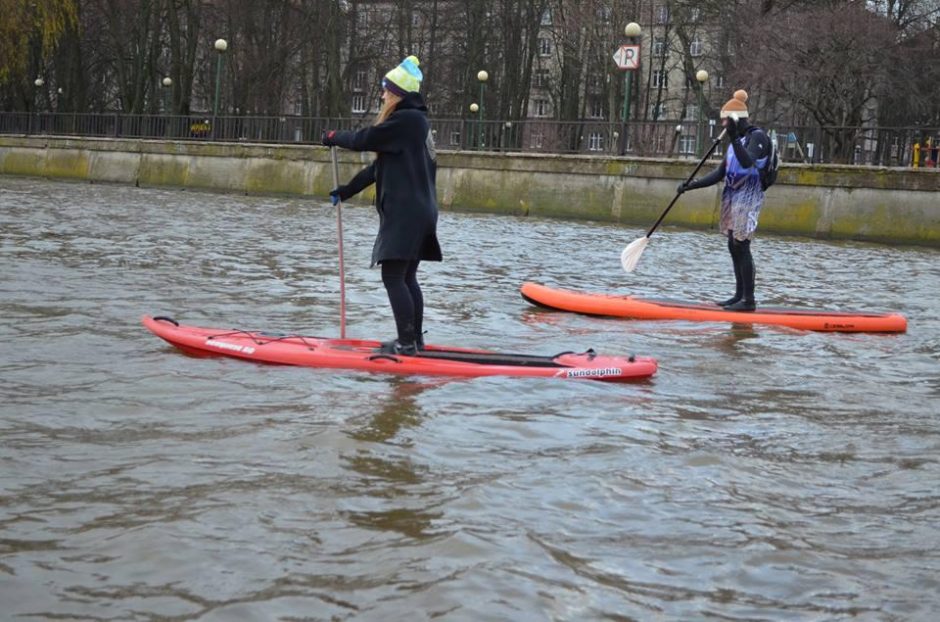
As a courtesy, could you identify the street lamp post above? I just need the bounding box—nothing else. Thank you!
[162,77,173,113]
[477,70,488,149]
[213,38,228,135]
[32,77,45,134]
[33,77,44,112]
[619,22,642,155]
[695,69,708,157]
[162,76,174,138]
[468,103,478,150]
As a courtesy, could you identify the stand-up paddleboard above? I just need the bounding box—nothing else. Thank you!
[520,282,907,333]
[142,316,657,381]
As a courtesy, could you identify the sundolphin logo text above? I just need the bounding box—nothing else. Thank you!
[565,367,622,378]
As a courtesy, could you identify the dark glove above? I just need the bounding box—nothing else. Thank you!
[676,181,689,194]
[329,188,342,206]
[725,116,740,140]
[321,130,337,147]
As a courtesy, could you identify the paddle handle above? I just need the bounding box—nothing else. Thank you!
[330,147,347,339]
[645,128,727,238]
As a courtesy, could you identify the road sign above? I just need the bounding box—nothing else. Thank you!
[613,45,640,70]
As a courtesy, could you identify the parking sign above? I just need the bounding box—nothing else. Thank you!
[613,45,640,70]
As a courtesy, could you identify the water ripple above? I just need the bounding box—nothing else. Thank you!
[1,177,938,620]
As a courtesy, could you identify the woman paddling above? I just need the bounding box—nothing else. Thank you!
[677,90,771,311]
[322,55,441,355]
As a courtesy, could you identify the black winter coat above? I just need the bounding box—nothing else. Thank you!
[332,92,442,266]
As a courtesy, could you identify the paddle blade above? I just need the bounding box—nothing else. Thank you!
[621,237,649,272]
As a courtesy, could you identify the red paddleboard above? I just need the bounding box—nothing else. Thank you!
[142,316,657,382]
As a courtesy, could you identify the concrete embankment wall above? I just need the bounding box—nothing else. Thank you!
[1,135,938,246]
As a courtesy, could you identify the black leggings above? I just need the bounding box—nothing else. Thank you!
[727,231,755,302]
[380,259,423,345]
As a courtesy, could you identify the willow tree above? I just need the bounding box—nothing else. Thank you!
[0,0,78,111]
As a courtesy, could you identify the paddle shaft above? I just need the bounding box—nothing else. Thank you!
[644,128,727,238]
[330,147,347,339]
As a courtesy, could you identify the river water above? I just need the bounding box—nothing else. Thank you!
[1,176,938,621]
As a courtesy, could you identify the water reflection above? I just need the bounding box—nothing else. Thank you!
[343,380,443,539]
[347,379,430,444]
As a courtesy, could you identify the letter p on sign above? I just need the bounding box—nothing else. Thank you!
[613,45,640,70]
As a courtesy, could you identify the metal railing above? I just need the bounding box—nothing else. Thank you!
[2,111,938,167]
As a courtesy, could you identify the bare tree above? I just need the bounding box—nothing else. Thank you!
[163,0,204,115]
[90,0,166,114]
[733,2,897,161]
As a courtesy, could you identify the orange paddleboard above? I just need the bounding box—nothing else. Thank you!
[520,282,907,333]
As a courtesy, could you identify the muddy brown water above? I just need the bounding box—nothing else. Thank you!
[1,177,938,620]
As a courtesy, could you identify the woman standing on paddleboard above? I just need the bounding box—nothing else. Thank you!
[322,55,441,355]
[677,90,771,311]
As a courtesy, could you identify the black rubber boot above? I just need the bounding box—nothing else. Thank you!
[377,319,418,356]
[718,265,743,306]
[724,299,755,312]
[718,232,743,307]
[378,339,417,356]
[724,239,756,311]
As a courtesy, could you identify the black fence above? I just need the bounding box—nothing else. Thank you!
[2,111,938,167]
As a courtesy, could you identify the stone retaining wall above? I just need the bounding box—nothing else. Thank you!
[2,135,937,246]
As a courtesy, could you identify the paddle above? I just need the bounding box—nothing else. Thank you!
[621,125,730,272]
[330,146,347,338]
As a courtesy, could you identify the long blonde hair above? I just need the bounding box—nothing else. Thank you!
[375,91,402,125]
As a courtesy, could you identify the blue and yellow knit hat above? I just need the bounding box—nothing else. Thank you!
[382,55,422,96]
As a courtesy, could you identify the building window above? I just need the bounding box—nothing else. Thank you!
[690,37,703,57]
[539,37,552,56]
[353,69,367,91]
[652,70,669,89]
[588,131,605,151]
[450,130,461,146]
[656,5,669,24]
[534,99,548,117]
[589,98,603,118]
[679,134,696,154]
[596,7,611,23]
[690,8,701,22]
[715,74,726,88]
[685,103,699,121]
[653,37,667,57]
[541,9,552,25]
[649,102,665,120]
[352,94,366,113]
[534,69,550,89]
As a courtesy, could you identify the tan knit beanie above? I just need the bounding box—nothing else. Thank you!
[720,90,749,118]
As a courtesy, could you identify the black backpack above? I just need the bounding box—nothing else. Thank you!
[746,126,779,191]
